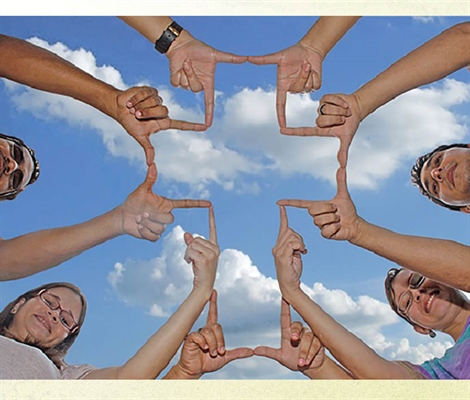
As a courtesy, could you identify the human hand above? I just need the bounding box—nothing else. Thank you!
[167,32,247,127]
[254,298,325,373]
[272,206,307,296]
[184,206,220,294]
[280,93,361,168]
[114,86,207,165]
[175,290,254,379]
[278,168,361,242]
[117,163,211,241]
[248,42,323,129]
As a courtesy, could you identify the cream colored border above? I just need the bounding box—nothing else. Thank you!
[1,0,469,399]
[0,0,468,16]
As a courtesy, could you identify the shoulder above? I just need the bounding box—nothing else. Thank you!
[60,362,97,380]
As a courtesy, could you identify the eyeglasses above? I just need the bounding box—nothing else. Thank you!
[37,289,78,333]
[396,273,425,316]
[9,142,25,192]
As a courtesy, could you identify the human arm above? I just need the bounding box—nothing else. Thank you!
[254,297,353,379]
[85,206,219,379]
[0,34,206,164]
[119,16,248,127]
[0,163,211,281]
[282,22,470,166]
[162,290,254,379]
[248,17,360,128]
[272,206,416,379]
[278,168,470,292]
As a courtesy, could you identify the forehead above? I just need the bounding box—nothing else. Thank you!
[47,287,83,320]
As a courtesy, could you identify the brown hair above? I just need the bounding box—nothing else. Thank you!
[0,282,87,369]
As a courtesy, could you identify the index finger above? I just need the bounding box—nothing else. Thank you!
[167,119,207,132]
[278,205,288,239]
[209,206,217,244]
[280,298,292,330]
[335,167,349,197]
[276,89,287,128]
[215,50,247,64]
[280,126,322,137]
[170,199,212,209]
[206,289,218,325]
[204,85,214,127]
[247,52,281,65]
[277,199,311,209]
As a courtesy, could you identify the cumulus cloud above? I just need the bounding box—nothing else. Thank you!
[3,38,468,194]
[107,225,452,379]
[412,17,435,24]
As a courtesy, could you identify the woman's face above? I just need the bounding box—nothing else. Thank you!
[391,269,464,332]
[8,287,83,349]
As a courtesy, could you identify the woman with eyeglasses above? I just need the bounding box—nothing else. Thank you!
[0,208,222,379]
[269,205,470,379]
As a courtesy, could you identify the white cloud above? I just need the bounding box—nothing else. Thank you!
[107,225,453,379]
[2,38,468,195]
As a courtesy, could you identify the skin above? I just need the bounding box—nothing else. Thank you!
[0,137,34,196]
[419,145,470,209]
[391,269,470,341]
[119,16,248,127]
[8,287,82,349]
[273,207,469,379]
[248,17,359,130]
[278,168,470,292]
[279,22,470,169]
[0,163,211,281]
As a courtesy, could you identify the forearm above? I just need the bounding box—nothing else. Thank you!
[0,34,118,117]
[0,208,123,281]
[303,356,354,379]
[354,22,470,119]
[300,17,361,59]
[286,289,410,379]
[98,288,211,379]
[352,218,470,292]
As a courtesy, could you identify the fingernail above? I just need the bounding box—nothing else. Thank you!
[220,346,225,353]
[204,344,209,349]
[298,358,305,366]
[136,215,142,223]
[126,101,133,108]
[212,350,217,356]
[143,212,149,218]
[136,111,142,117]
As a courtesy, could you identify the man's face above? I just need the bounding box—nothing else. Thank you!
[0,137,34,198]
[420,145,470,209]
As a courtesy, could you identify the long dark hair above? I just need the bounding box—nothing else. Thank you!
[0,282,87,369]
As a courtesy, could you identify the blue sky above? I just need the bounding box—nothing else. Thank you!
[0,16,469,379]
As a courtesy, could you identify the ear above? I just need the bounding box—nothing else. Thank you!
[10,298,26,314]
[460,205,470,214]
[413,325,431,336]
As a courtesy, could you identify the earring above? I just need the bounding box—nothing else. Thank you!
[429,330,436,338]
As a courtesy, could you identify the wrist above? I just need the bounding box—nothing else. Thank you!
[166,30,194,59]
[99,86,122,120]
[348,216,367,246]
[298,38,326,61]
[279,284,303,304]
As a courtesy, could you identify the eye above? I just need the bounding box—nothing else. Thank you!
[12,144,24,164]
[11,170,24,191]
[434,154,442,167]
[432,182,438,195]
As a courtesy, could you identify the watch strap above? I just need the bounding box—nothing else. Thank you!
[155,21,183,54]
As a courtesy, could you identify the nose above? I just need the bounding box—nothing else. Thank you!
[47,309,60,323]
[4,156,19,175]
[430,167,442,181]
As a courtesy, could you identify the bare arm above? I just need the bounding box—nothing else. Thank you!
[0,164,210,281]
[355,22,470,119]
[278,168,470,293]
[85,207,219,379]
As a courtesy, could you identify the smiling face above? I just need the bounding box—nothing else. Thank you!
[0,136,34,198]
[8,287,83,349]
[390,269,464,333]
[419,145,470,210]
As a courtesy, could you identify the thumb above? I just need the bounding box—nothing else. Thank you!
[184,232,194,246]
[253,346,279,361]
[337,137,351,168]
[143,163,157,189]
[134,135,155,166]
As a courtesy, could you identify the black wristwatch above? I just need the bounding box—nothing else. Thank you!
[154,21,183,54]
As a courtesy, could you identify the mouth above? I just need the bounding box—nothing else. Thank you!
[424,289,440,313]
[34,314,51,333]
[446,164,456,187]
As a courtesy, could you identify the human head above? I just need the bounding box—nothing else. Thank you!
[0,133,40,201]
[384,268,467,337]
[0,282,87,368]
[410,143,470,213]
